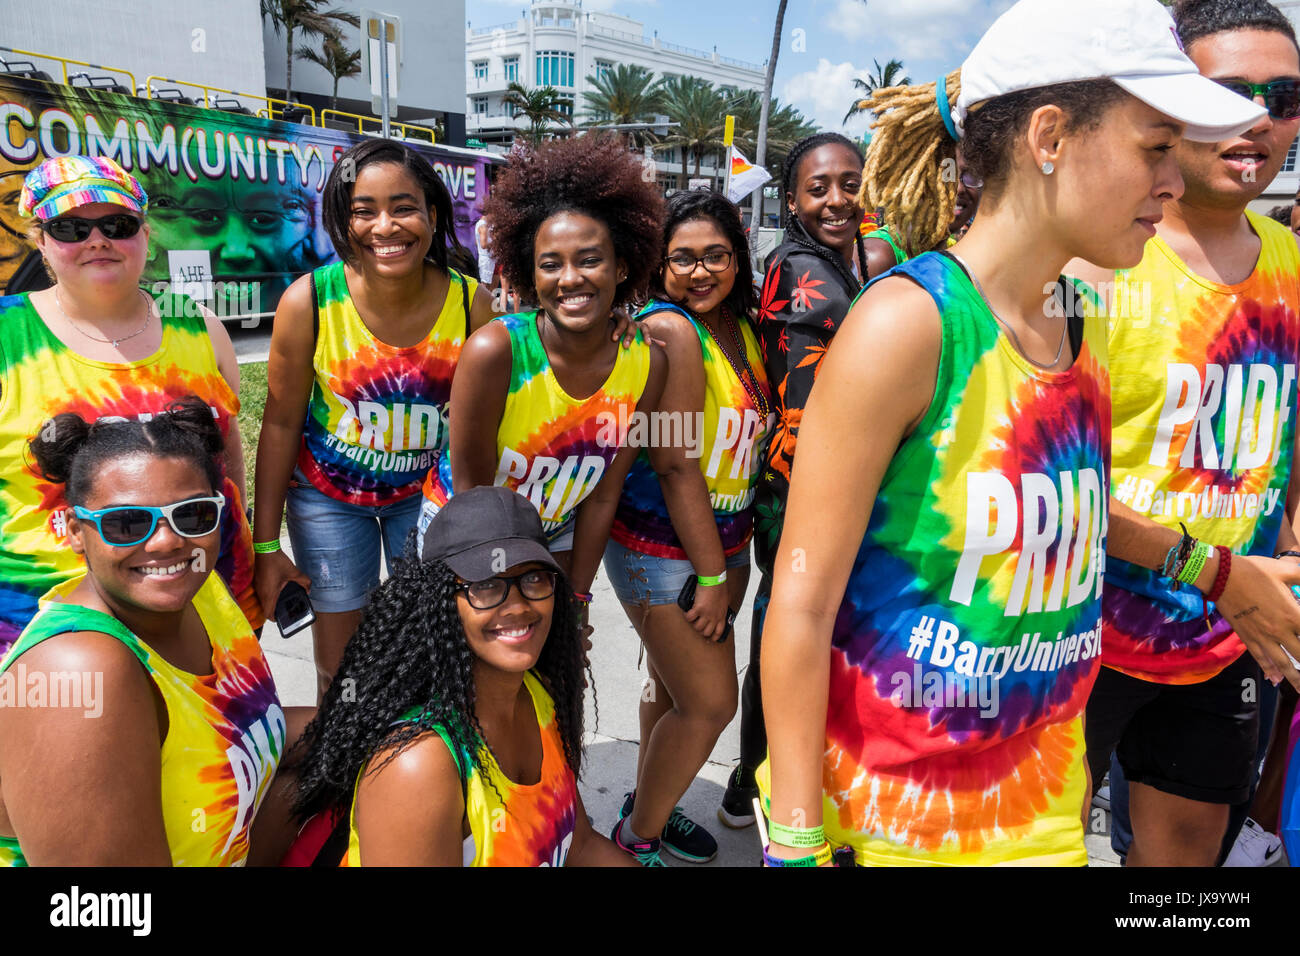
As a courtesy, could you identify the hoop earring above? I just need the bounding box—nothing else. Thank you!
[1041,161,1055,175]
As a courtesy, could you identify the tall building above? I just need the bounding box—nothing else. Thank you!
[1267,0,1300,209]
[265,0,468,145]
[465,0,765,187]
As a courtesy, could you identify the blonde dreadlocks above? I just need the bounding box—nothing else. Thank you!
[859,69,962,260]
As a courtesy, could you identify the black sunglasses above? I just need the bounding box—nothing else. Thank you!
[1215,78,1300,121]
[39,213,144,243]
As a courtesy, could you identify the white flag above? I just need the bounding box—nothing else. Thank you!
[726,147,771,204]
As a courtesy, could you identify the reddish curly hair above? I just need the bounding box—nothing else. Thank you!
[485,133,665,306]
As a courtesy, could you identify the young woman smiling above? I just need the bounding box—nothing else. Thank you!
[0,399,310,866]
[759,0,1266,866]
[254,140,496,701]
[605,190,769,863]
[0,156,258,660]
[416,137,692,654]
[726,133,869,825]
[293,486,630,866]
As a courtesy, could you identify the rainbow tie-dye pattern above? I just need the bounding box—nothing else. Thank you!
[342,670,577,866]
[421,311,651,542]
[298,263,475,506]
[612,301,772,559]
[759,252,1111,865]
[1103,211,1300,685]
[0,292,260,656]
[0,572,283,866]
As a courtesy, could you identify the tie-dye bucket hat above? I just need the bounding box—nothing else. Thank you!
[19,155,149,221]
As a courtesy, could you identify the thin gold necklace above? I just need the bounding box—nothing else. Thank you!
[54,287,154,349]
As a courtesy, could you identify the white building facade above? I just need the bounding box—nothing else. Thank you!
[465,0,765,188]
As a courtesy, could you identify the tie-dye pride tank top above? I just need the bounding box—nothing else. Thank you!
[342,670,577,866]
[421,311,652,542]
[0,572,284,866]
[611,301,772,559]
[0,291,259,656]
[759,252,1111,865]
[1103,211,1300,685]
[298,263,475,506]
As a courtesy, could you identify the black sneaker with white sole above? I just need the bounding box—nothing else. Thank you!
[718,765,758,829]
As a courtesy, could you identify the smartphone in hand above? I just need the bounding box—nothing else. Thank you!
[676,576,736,641]
[275,580,316,638]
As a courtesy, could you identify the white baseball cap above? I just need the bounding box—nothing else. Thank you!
[955,0,1267,142]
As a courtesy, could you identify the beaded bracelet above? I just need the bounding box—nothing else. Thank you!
[1162,523,1196,580]
[768,820,826,848]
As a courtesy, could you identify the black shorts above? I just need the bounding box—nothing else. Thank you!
[1084,652,1261,805]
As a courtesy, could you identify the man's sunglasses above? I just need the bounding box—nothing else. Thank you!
[1215,79,1300,121]
[456,569,557,610]
[72,495,225,547]
[38,213,144,243]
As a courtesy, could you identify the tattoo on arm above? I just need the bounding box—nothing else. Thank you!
[1233,605,1260,620]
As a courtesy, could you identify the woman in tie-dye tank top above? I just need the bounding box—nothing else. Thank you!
[0,400,311,865]
[253,140,498,702]
[417,134,673,611]
[0,156,260,656]
[758,0,1266,866]
[604,191,770,866]
[292,486,631,866]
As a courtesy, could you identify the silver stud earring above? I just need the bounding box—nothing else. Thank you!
[1041,160,1055,175]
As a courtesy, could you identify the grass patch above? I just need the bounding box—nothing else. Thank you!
[237,361,268,508]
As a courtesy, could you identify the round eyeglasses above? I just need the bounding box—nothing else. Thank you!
[664,250,734,275]
[456,569,557,610]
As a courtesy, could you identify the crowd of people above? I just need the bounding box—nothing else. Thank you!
[1,0,1299,868]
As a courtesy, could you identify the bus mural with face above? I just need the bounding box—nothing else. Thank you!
[0,76,498,318]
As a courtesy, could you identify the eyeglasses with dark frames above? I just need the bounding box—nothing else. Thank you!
[456,569,558,610]
[664,250,734,275]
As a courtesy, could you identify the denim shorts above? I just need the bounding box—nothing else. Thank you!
[285,475,423,613]
[603,538,750,606]
[416,496,574,560]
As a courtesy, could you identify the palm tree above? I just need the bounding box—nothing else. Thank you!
[657,75,727,189]
[501,82,571,145]
[296,33,362,112]
[261,0,359,103]
[843,58,911,124]
[752,0,787,225]
[581,64,662,145]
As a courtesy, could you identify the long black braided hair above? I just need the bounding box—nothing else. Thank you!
[780,132,868,287]
[291,553,593,823]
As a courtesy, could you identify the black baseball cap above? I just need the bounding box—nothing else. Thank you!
[420,486,561,581]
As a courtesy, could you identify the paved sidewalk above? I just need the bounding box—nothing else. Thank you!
[261,535,1120,867]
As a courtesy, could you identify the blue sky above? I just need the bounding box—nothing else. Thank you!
[465,0,1016,135]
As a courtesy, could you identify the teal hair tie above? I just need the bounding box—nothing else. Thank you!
[936,76,959,141]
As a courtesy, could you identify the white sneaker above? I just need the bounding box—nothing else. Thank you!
[1092,784,1111,812]
[1223,817,1284,867]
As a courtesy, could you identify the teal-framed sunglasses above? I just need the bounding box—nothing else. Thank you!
[1214,78,1300,121]
[72,494,226,547]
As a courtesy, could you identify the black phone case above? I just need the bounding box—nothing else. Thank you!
[677,576,737,640]
[275,581,315,637]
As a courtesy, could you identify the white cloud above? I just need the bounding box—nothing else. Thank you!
[828,0,1004,62]
[782,57,874,136]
